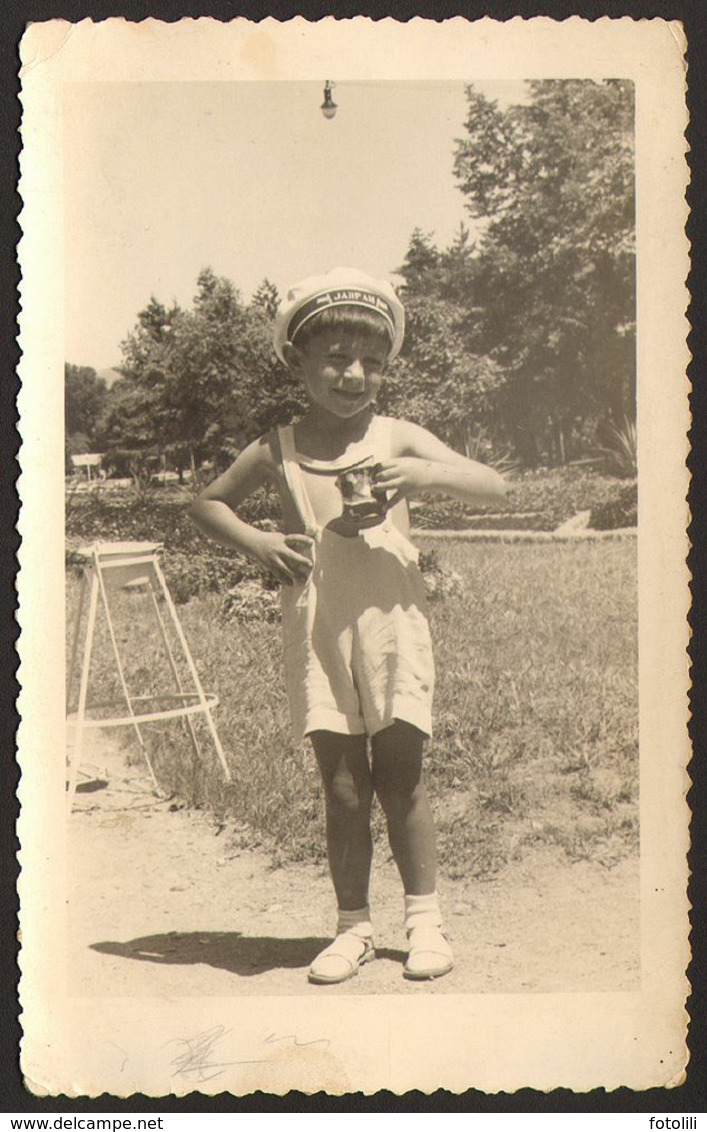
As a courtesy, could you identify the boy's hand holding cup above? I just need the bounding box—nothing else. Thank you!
[335,461,389,529]
[371,457,434,512]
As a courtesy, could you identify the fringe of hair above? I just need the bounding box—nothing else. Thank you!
[292,305,394,353]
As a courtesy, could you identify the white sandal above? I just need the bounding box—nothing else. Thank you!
[404,925,454,981]
[308,931,376,985]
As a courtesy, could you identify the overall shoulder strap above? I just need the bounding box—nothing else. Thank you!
[277,426,318,535]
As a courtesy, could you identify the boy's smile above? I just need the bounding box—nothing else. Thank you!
[288,329,389,420]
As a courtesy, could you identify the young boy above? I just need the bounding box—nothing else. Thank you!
[190,268,506,985]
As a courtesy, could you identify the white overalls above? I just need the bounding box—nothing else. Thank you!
[277,416,434,743]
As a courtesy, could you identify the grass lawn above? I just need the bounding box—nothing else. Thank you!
[67,537,637,880]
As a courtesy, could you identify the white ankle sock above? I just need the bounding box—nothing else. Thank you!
[404,892,443,933]
[337,906,373,941]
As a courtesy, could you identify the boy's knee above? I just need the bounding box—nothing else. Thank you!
[326,773,373,817]
[372,743,424,810]
[374,775,426,817]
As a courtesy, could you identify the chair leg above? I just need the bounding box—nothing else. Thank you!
[67,569,99,813]
[146,576,202,765]
[66,570,87,714]
[93,552,150,765]
[151,556,232,782]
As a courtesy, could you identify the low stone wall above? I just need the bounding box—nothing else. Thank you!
[414,527,637,544]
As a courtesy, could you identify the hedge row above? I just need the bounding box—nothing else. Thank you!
[413,467,633,531]
[65,470,636,606]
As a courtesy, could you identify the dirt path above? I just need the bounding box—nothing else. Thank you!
[68,736,639,998]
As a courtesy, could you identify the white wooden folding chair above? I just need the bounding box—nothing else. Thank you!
[66,541,230,812]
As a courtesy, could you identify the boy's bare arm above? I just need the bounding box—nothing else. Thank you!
[189,435,312,585]
[189,435,273,555]
[374,420,507,508]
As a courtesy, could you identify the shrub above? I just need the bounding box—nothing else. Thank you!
[65,485,281,548]
[65,487,282,601]
[412,467,630,532]
[595,418,638,479]
[221,580,282,623]
[418,549,467,602]
[67,469,633,547]
[161,547,278,605]
[589,483,637,530]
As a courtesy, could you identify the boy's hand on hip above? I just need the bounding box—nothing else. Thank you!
[253,531,314,586]
[373,458,435,511]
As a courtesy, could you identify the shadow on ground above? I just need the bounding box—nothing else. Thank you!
[91,932,406,977]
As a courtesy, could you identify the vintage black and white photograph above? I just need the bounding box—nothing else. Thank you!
[18,17,690,1096]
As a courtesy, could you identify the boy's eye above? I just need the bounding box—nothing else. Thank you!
[324,350,384,369]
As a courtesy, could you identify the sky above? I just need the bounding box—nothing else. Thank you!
[63,80,528,372]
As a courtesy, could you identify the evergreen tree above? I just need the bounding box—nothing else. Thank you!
[251,278,281,319]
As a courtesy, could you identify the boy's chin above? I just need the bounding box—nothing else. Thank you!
[332,404,369,418]
[314,398,374,419]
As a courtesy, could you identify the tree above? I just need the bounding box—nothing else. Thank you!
[453,79,636,463]
[65,364,107,441]
[381,226,504,456]
[95,375,162,454]
[397,228,441,291]
[118,268,306,476]
[115,296,182,464]
[251,278,281,319]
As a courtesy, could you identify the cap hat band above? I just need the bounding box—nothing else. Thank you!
[288,288,396,345]
[273,269,405,363]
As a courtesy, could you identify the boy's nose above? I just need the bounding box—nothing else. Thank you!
[342,359,365,384]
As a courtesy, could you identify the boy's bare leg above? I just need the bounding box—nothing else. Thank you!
[371,720,437,895]
[310,730,373,909]
[372,720,452,978]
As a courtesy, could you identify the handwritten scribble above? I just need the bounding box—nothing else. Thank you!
[265,1032,330,1049]
[166,1025,241,1082]
[163,1025,331,1081]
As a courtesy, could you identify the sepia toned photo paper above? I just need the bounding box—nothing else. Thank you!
[18,16,690,1097]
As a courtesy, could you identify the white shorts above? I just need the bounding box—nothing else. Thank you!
[280,524,434,743]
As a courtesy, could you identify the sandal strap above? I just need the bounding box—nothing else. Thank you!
[404,925,454,980]
[316,930,373,965]
[407,925,452,955]
[309,930,375,983]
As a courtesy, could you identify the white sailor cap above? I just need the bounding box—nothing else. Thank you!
[273,268,405,363]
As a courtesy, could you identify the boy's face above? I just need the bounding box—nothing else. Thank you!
[287,328,389,419]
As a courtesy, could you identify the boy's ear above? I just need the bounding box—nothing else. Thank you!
[281,341,302,371]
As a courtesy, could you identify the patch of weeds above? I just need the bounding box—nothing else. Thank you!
[526,811,638,867]
[436,808,508,880]
[568,768,636,816]
[479,780,527,816]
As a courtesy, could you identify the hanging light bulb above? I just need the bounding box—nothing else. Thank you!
[321,80,337,120]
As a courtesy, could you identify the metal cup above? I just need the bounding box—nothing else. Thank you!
[336,462,387,525]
